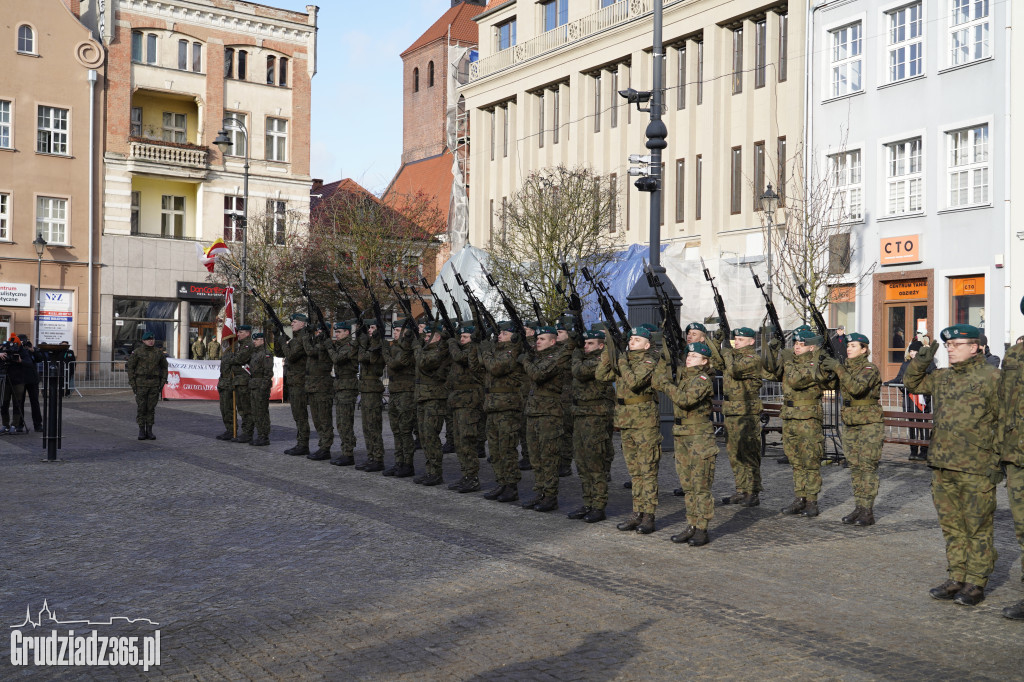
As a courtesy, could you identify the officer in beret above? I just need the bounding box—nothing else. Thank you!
[819,332,883,526]
[248,332,275,446]
[326,321,358,465]
[566,328,614,523]
[126,331,167,440]
[283,313,312,457]
[384,317,418,477]
[685,322,708,344]
[226,324,255,443]
[907,324,1000,606]
[997,296,1024,619]
[478,321,527,502]
[191,334,207,360]
[414,322,452,486]
[215,331,239,441]
[206,331,222,360]
[447,324,485,493]
[356,316,387,471]
[302,316,336,461]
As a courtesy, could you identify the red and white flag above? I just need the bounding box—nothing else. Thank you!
[196,238,230,273]
[222,286,235,338]
[910,393,927,412]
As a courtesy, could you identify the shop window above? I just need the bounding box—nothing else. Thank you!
[828,284,855,330]
[950,275,985,330]
[113,298,178,360]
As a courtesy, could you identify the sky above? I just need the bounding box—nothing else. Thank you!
[274,0,459,195]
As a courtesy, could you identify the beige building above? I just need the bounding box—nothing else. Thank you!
[462,0,806,324]
[79,0,317,360]
[0,0,105,353]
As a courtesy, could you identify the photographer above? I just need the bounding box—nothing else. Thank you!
[17,335,44,432]
[0,335,33,434]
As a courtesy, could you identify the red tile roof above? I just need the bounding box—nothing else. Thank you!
[483,0,515,12]
[383,151,455,236]
[401,2,485,56]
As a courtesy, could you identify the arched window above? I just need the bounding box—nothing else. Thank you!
[238,50,247,79]
[413,67,419,92]
[266,55,276,84]
[428,61,435,87]
[17,25,34,54]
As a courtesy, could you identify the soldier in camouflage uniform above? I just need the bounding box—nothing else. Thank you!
[566,329,614,523]
[907,324,1001,607]
[556,323,576,478]
[478,322,526,502]
[818,332,884,526]
[215,335,238,440]
[248,332,275,446]
[384,319,417,477]
[126,331,168,440]
[326,321,358,465]
[597,326,662,534]
[654,341,717,545]
[414,323,451,486]
[763,328,835,518]
[709,327,764,507]
[303,323,335,460]
[283,314,311,457]
[446,324,485,493]
[206,334,221,360]
[227,325,255,443]
[997,301,1024,619]
[357,318,386,471]
[518,322,537,472]
[520,326,570,512]
[190,335,206,360]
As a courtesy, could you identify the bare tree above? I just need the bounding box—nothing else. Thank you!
[488,165,623,322]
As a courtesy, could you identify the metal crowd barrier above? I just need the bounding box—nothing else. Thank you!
[68,361,134,392]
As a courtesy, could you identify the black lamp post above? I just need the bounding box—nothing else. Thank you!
[33,234,47,342]
[758,183,780,304]
[213,117,249,325]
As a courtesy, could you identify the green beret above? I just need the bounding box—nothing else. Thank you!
[732,327,756,338]
[687,341,712,357]
[793,324,812,333]
[238,324,252,331]
[523,320,538,330]
[458,324,475,335]
[630,326,652,340]
[536,325,557,337]
[685,322,707,334]
[846,332,869,345]
[583,328,605,340]
[290,313,308,322]
[794,329,822,345]
[334,321,351,330]
[253,332,265,339]
[640,323,658,333]
[940,324,980,341]
[555,321,566,331]
[141,331,155,340]
[394,316,407,325]
[497,320,514,332]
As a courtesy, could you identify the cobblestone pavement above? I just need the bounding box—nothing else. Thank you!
[2,393,1021,680]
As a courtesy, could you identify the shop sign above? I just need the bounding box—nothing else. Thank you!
[177,281,228,302]
[951,276,984,297]
[829,285,855,303]
[884,280,928,301]
[880,235,920,265]
[0,282,32,307]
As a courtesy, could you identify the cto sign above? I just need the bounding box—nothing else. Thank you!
[880,235,921,265]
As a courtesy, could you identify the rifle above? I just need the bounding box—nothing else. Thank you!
[472,252,532,354]
[358,269,387,341]
[750,266,785,345]
[383,276,413,320]
[798,283,841,361]
[523,280,546,325]
[422,277,457,337]
[599,280,631,342]
[400,280,435,325]
[441,268,464,324]
[558,262,588,344]
[333,273,363,319]
[299,273,329,334]
[580,266,626,352]
[701,257,732,348]
[455,271,499,338]
[644,260,683,380]
[248,287,286,339]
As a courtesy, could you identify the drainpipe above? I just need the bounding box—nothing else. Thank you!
[87,68,97,365]
[1004,1,1013,347]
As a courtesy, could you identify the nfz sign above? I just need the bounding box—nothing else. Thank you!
[880,235,921,265]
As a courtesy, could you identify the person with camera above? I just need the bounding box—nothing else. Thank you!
[17,335,44,432]
[0,334,34,434]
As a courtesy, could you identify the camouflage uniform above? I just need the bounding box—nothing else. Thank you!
[906,348,1000,588]
[327,334,359,458]
[357,333,386,465]
[827,354,884,509]
[217,342,238,435]
[571,347,614,510]
[448,338,485,480]
[190,337,206,360]
[302,331,335,452]
[559,339,576,471]
[654,360,717,528]
[385,330,417,469]
[998,342,1024,583]
[479,339,525,488]
[711,342,764,496]
[415,337,452,478]
[522,344,571,499]
[248,344,275,441]
[125,344,167,430]
[284,328,310,449]
[229,336,255,440]
[596,346,662,514]
[207,338,221,360]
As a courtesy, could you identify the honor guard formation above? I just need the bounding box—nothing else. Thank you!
[125,265,1024,621]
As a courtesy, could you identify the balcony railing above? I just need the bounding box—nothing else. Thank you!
[128,138,209,170]
[469,0,652,82]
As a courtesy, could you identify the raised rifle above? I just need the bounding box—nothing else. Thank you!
[580,266,626,352]
[422,277,458,337]
[299,273,329,334]
[798,283,841,362]
[455,271,498,338]
[400,280,435,325]
[358,269,387,341]
[599,280,632,342]
[383,276,414,322]
[441,267,464,324]
[644,260,682,380]
[750,266,785,345]
[333,273,363,319]
[558,262,588,344]
[472,252,531,354]
[523,281,546,325]
[248,286,286,339]
[701,257,732,348]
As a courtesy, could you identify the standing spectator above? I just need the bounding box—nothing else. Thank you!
[0,334,29,433]
[979,334,1001,369]
[890,340,934,461]
[832,326,848,359]
[17,335,43,432]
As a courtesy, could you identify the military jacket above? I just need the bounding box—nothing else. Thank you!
[828,354,882,426]
[327,335,359,393]
[763,348,829,421]
[230,337,255,386]
[478,340,524,412]
[570,347,614,418]
[217,344,235,390]
[998,342,1024,465]
[385,332,417,393]
[596,346,659,429]
[191,339,206,360]
[126,344,168,388]
[415,338,451,401]
[358,333,386,393]
[447,338,484,409]
[653,360,714,436]
[711,344,763,416]
[301,331,334,393]
[206,339,222,360]
[248,345,275,390]
[906,350,1000,475]
[522,344,570,417]
[284,328,308,386]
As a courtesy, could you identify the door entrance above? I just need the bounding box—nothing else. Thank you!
[884,302,929,381]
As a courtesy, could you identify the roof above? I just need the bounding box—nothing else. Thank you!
[476,0,516,21]
[383,151,455,236]
[310,178,377,214]
[401,2,485,57]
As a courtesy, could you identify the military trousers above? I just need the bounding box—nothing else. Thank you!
[307,390,334,450]
[621,425,663,514]
[560,402,574,467]
[417,398,447,477]
[783,417,824,501]
[249,380,272,439]
[289,380,310,446]
[526,415,563,498]
[334,390,358,456]
[842,421,884,508]
[387,390,416,466]
[219,387,236,433]
[361,392,385,463]
[452,405,483,478]
[487,409,523,487]
[931,467,998,587]
[573,414,611,509]
[673,432,719,529]
[724,414,762,494]
[233,382,253,438]
[1006,462,1024,579]
[134,386,161,428]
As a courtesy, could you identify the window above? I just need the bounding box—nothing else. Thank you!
[947,123,989,207]
[413,67,419,92]
[753,141,765,204]
[428,61,434,87]
[601,0,617,6]
[950,0,989,65]
[777,136,787,205]
[502,104,509,158]
[192,42,202,73]
[498,19,517,51]
[610,70,618,128]
[162,112,187,144]
[266,117,287,162]
[676,45,686,110]
[609,173,617,233]
[279,57,288,86]
[146,33,157,64]
[730,147,742,214]
[950,275,985,329]
[755,19,767,88]
[593,72,601,133]
[113,299,178,355]
[266,56,276,85]
[161,195,185,238]
[889,3,923,82]
[130,107,142,137]
[537,91,544,149]
[267,200,286,245]
[178,40,188,70]
[132,31,144,62]
[37,106,69,155]
[237,50,247,79]
[543,0,568,32]
[732,27,743,94]
[696,39,704,104]
[831,23,863,97]
[225,47,234,77]
[675,159,685,223]
[778,13,789,81]
[695,154,703,220]
[829,149,863,221]
[36,197,67,244]
[224,112,247,156]
[0,193,9,240]
[17,25,34,54]
[552,87,560,143]
[490,109,495,161]
[886,138,923,215]
[0,100,10,148]
[130,191,140,235]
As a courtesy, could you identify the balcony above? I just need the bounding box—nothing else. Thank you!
[469,0,652,83]
[126,137,210,181]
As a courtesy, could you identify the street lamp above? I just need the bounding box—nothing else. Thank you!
[33,234,47,342]
[758,182,780,304]
[213,116,249,325]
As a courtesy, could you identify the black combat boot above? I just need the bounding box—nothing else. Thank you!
[928,579,964,600]
[412,472,428,484]
[138,427,147,440]
[231,433,252,444]
[146,424,156,440]
[781,497,807,515]
[483,484,506,500]
[841,506,864,524]
[617,512,642,532]
[534,496,558,512]
[289,444,310,457]
[567,505,592,520]
[330,455,355,466]
[520,495,543,510]
[448,477,468,491]
[382,463,399,476]
[687,527,710,546]
[1003,600,1024,620]
[799,500,820,517]
[670,526,697,544]
[496,485,519,503]
[250,436,270,446]
[582,508,606,523]
[741,492,760,507]
[953,584,985,606]
[420,473,444,487]
[364,461,385,473]
[635,513,655,535]
[457,477,481,493]
[854,507,875,526]
[355,460,368,471]
[216,431,233,441]
[394,463,415,478]
[721,491,746,505]
[307,447,331,461]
